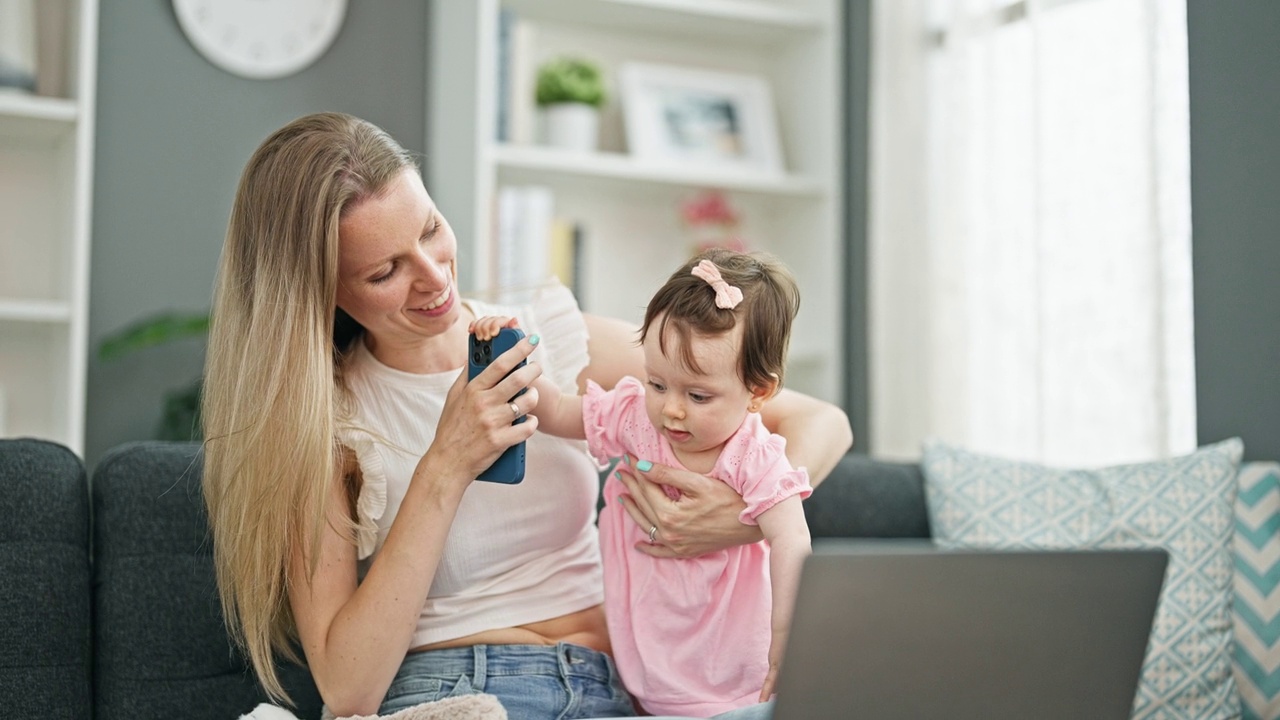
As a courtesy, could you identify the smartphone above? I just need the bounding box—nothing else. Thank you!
[468,326,527,484]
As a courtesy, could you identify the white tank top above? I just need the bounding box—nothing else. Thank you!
[338,284,604,647]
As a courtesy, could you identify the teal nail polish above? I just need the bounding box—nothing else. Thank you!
[613,471,622,480]
[622,455,631,466]
[529,334,541,346]
[636,460,653,472]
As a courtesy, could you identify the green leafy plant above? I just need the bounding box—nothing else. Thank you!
[535,56,606,108]
[98,311,210,442]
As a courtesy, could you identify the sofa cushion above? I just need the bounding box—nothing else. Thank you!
[92,441,322,720]
[803,453,931,539]
[922,438,1243,720]
[1234,462,1280,720]
[0,438,91,719]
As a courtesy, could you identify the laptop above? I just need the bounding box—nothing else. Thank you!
[770,540,1168,720]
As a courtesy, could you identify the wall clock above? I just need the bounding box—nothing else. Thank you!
[173,0,348,80]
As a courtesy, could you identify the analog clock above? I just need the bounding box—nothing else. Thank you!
[173,0,348,80]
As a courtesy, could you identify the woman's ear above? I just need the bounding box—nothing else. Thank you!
[748,373,780,413]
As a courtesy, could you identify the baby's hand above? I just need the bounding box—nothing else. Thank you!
[760,640,784,702]
[759,666,779,704]
[468,315,520,341]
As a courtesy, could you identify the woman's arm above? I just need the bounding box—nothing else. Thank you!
[291,337,543,715]
[758,389,854,487]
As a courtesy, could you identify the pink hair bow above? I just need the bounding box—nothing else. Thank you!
[691,259,743,309]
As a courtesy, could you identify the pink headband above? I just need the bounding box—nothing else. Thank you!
[691,259,743,310]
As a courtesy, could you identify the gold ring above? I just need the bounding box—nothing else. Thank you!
[509,401,520,419]
[648,525,658,544]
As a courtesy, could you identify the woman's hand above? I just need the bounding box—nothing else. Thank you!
[426,332,542,483]
[613,455,764,558]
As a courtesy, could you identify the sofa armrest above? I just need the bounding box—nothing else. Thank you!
[803,453,932,539]
[0,438,91,718]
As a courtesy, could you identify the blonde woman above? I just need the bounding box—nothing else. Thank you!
[201,112,852,719]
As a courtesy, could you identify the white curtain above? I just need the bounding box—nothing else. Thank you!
[869,0,1196,466]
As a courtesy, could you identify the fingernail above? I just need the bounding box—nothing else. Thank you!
[636,460,653,472]
[613,471,622,480]
[622,455,631,466]
[529,334,540,346]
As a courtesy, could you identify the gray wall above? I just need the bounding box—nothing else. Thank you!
[86,3,427,469]
[1187,1,1280,462]
[843,0,870,451]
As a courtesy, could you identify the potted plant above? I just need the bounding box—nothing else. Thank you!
[98,311,210,441]
[535,56,606,152]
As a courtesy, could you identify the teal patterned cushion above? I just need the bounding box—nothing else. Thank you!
[1234,462,1280,720]
[922,438,1244,720]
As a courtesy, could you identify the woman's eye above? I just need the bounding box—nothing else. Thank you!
[369,265,396,284]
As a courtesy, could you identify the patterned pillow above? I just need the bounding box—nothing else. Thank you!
[922,438,1244,720]
[1234,462,1280,720]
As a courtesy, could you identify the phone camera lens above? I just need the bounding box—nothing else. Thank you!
[483,344,492,357]
[472,351,483,364]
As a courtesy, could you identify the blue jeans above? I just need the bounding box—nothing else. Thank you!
[379,643,636,719]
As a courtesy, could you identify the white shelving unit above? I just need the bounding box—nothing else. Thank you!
[428,0,843,402]
[0,0,98,454]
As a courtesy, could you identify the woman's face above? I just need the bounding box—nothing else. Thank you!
[336,168,461,352]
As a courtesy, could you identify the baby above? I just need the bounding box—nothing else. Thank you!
[470,248,812,717]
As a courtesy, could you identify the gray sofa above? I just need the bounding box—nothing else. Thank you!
[0,437,928,719]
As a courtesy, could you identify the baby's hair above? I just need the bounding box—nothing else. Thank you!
[641,248,800,392]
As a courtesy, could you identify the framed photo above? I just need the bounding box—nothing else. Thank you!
[620,62,784,173]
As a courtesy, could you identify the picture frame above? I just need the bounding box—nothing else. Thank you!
[619,62,784,174]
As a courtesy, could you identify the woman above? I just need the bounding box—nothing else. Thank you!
[201,112,852,719]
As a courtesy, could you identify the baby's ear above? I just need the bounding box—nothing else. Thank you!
[748,373,781,413]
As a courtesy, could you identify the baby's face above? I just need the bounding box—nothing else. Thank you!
[641,321,754,461]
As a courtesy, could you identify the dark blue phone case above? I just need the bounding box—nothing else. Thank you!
[468,327,527,484]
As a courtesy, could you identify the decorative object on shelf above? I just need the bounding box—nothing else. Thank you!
[620,62,784,174]
[680,190,748,256]
[33,0,70,97]
[172,0,347,80]
[535,56,605,153]
[0,0,37,93]
[98,311,210,441]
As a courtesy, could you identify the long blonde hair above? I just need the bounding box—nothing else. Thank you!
[201,112,415,702]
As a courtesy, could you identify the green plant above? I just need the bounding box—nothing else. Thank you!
[98,311,210,442]
[535,56,606,108]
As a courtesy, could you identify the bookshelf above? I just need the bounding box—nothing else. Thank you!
[0,0,97,453]
[427,0,844,402]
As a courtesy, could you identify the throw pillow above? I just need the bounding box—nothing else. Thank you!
[1234,462,1280,720]
[922,438,1244,720]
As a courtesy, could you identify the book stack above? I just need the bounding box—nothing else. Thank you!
[491,185,585,307]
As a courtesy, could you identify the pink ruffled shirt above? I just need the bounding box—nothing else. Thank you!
[583,377,812,717]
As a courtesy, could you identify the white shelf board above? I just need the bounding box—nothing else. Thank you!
[0,298,73,323]
[494,144,827,197]
[0,93,78,141]
[503,0,822,41]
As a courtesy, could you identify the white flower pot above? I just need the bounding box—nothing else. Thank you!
[0,0,37,93]
[540,102,600,153]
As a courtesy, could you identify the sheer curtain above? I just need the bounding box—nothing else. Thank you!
[868,0,1196,466]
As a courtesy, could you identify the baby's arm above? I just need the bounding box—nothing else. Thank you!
[470,316,585,440]
[754,494,812,702]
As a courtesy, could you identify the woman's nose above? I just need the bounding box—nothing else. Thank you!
[410,251,446,289]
